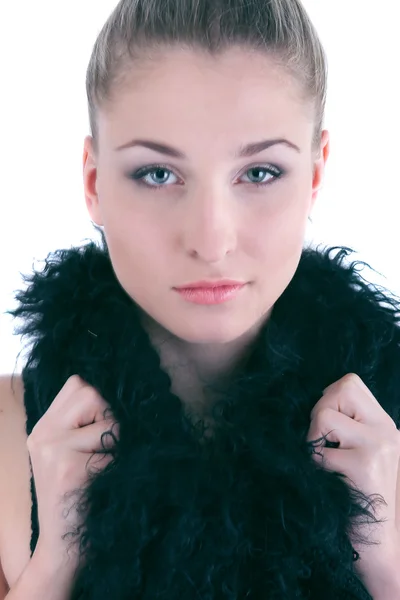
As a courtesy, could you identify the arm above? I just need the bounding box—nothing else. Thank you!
[358,547,400,600]
[366,578,400,600]
[0,375,79,599]
[4,543,78,600]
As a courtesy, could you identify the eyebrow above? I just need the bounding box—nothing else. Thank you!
[115,137,301,157]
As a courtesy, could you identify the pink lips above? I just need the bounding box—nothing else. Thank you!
[174,280,247,305]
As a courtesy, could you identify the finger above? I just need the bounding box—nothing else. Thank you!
[50,385,113,430]
[70,419,120,453]
[310,445,362,484]
[46,375,89,413]
[323,374,380,406]
[312,378,390,427]
[307,407,372,450]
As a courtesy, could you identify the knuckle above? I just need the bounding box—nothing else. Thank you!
[83,387,100,405]
[84,387,107,408]
[313,407,329,425]
[65,374,84,390]
[341,373,359,388]
[346,373,359,383]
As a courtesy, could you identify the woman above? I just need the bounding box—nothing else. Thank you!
[3,0,400,598]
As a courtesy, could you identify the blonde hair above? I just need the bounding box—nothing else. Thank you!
[86,0,328,156]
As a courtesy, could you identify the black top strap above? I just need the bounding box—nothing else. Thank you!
[21,368,40,557]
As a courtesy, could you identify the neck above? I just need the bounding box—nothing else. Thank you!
[140,311,270,416]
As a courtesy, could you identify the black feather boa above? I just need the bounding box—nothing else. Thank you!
[9,238,400,599]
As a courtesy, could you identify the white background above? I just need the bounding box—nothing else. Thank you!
[0,1,399,374]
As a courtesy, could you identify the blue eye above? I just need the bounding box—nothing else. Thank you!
[241,165,283,186]
[128,163,284,190]
[130,165,178,188]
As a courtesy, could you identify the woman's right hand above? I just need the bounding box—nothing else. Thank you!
[26,375,119,568]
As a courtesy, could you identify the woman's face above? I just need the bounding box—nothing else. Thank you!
[83,46,329,344]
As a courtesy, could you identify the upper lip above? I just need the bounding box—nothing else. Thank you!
[175,279,246,289]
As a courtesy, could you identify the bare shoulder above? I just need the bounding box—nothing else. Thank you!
[0,373,27,468]
[0,374,32,591]
[0,374,25,415]
[0,374,27,457]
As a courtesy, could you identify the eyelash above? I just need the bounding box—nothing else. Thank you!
[128,163,284,191]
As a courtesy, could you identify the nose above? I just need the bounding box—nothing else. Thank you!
[181,189,237,263]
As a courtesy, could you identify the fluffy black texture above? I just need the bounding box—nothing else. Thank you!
[9,239,400,600]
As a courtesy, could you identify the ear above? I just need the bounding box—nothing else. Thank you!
[310,129,330,213]
[83,135,103,226]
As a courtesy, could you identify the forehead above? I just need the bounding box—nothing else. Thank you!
[98,47,312,149]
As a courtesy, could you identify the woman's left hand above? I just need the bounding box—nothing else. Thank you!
[307,373,400,594]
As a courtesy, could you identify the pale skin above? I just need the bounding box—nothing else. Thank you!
[0,45,398,598]
[308,373,400,597]
[82,45,400,595]
[83,45,328,414]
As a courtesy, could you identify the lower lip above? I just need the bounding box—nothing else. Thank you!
[174,284,246,305]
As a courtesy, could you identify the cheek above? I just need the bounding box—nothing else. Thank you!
[253,221,305,313]
[99,183,159,249]
[106,218,164,271]
[102,206,169,297]
[104,232,162,311]
[247,195,309,258]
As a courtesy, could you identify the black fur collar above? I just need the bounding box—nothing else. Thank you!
[10,240,400,599]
